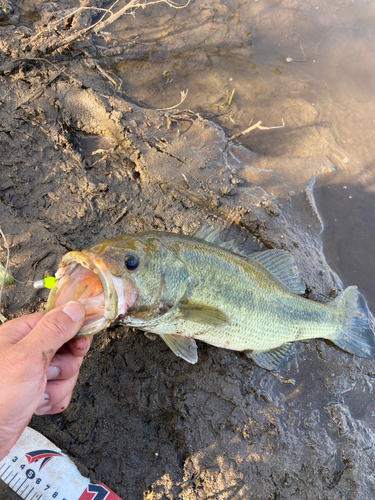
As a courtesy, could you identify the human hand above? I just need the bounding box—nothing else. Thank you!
[0,301,91,461]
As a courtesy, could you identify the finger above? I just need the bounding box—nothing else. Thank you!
[0,311,44,345]
[35,372,79,414]
[17,302,86,367]
[36,393,73,416]
[67,335,93,357]
[46,351,84,381]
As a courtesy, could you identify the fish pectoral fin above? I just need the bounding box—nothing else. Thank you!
[160,334,198,364]
[177,303,230,326]
[244,342,294,371]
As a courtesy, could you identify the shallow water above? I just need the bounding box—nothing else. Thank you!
[315,171,375,312]
[95,0,375,308]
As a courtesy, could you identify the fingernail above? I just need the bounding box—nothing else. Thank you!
[36,392,50,411]
[35,405,52,415]
[62,301,85,322]
[46,366,60,380]
[35,393,51,415]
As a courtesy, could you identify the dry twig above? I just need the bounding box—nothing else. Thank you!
[27,0,191,54]
[157,90,188,111]
[224,118,285,151]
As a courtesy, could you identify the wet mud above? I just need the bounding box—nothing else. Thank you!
[1,1,375,499]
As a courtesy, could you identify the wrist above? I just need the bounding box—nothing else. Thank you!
[0,448,8,461]
[0,439,12,462]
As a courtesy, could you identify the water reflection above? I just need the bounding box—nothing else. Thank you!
[314,171,375,312]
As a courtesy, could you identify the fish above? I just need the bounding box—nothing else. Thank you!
[45,225,375,370]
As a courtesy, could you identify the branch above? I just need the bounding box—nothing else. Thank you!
[27,0,192,54]
[224,118,285,151]
[157,90,188,111]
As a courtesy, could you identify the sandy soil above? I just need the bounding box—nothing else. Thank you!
[1,1,375,499]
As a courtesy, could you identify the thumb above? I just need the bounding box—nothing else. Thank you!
[18,301,86,365]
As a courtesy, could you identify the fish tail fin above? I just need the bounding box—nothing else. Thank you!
[330,286,375,359]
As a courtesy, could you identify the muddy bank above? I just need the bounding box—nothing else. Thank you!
[1,3,375,499]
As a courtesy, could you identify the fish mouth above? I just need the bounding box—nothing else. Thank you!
[45,251,134,337]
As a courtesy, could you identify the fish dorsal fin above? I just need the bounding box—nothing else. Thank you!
[244,342,294,370]
[177,302,230,326]
[160,334,198,364]
[190,224,221,242]
[190,224,245,255]
[250,250,305,295]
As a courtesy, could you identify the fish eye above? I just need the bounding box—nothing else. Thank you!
[124,254,139,271]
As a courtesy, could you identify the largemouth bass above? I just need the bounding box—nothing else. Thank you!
[46,225,375,370]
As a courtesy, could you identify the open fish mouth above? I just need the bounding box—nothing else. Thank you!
[45,251,131,337]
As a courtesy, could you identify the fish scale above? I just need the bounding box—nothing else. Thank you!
[147,241,333,352]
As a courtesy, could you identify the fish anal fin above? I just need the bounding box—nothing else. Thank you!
[178,302,230,326]
[245,342,294,370]
[160,334,198,364]
[250,250,305,295]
